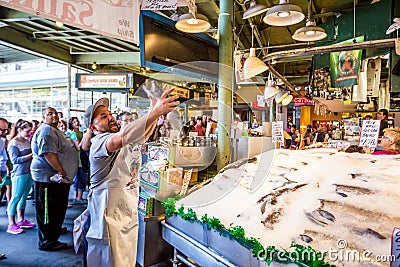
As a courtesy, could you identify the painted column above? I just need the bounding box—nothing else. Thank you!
[217,0,233,171]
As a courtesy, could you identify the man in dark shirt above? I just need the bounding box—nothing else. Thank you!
[314,124,327,143]
[377,109,389,137]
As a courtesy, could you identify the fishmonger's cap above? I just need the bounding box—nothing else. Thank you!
[84,98,109,128]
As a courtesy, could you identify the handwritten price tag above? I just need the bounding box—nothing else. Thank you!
[141,0,177,10]
[358,120,380,148]
[272,121,284,143]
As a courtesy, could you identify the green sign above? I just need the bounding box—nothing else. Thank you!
[330,36,364,88]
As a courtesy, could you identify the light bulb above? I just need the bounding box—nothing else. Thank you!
[55,21,64,28]
[305,30,315,35]
[91,63,97,70]
[277,11,290,17]
[187,18,199,25]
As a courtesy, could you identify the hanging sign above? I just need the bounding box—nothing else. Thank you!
[272,121,284,143]
[294,97,314,106]
[141,0,178,10]
[257,95,265,107]
[76,74,131,89]
[358,119,380,148]
[330,36,364,88]
[0,0,140,44]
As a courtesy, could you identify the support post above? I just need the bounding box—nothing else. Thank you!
[217,0,234,171]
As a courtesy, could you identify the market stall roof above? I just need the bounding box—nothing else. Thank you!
[0,0,387,81]
[313,97,358,113]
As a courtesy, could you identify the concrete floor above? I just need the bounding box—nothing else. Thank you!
[0,189,86,267]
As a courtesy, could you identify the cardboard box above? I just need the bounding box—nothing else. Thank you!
[140,160,166,190]
[166,167,183,186]
[138,193,154,216]
[147,145,169,161]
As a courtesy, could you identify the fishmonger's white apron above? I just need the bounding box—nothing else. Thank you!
[87,143,142,267]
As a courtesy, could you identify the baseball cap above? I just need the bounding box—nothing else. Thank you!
[84,98,109,128]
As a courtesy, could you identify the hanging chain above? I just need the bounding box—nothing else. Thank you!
[251,23,255,47]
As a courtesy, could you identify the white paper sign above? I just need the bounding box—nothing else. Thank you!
[0,0,139,44]
[359,120,380,148]
[141,0,178,10]
[257,95,265,107]
[328,140,351,149]
[272,121,284,143]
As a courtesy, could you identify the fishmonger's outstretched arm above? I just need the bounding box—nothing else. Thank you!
[106,89,179,152]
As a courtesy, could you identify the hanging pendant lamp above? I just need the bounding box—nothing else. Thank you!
[292,20,327,41]
[263,0,305,26]
[275,91,289,104]
[292,0,326,41]
[175,13,211,33]
[281,94,293,106]
[243,0,269,20]
[243,24,269,79]
[264,73,280,100]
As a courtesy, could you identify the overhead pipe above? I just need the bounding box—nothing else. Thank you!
[262,38,396,62]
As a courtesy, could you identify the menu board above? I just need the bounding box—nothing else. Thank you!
[272,121,284,143]
[359,120,380,148]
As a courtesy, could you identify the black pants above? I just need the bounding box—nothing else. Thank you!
[35,181,70,249]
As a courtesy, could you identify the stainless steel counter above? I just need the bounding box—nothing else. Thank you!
[169,145,217,168]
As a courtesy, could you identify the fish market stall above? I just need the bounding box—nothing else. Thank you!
[162,148,400,266]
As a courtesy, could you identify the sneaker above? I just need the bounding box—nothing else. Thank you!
[6,224,24,235]
[17,219,36,229]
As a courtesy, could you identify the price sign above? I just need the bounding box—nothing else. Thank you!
[272,121,284,143]
[359,120,380,148]
[141,0,177,10]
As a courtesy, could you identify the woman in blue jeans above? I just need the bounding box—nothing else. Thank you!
[6,120,36,234]
[68,117,87,204]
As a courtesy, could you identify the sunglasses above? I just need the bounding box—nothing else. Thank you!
[0,128,8,132]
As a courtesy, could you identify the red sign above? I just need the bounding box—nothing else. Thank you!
[251,102,268,110]
[294,97,314,106]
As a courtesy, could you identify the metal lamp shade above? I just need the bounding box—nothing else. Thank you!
[243,48,269,79]
[264,80,280,99]
[263,0,305,26]
[281,94,293,106]
[275,91,289,103]
[292,20,327,41]
[175,13,211,33]
[243,1,269,19]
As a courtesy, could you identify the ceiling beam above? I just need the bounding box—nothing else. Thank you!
[0,26,73,63]
[74,52,140,66]
[263,38,395,62]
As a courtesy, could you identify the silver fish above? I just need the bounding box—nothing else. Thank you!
[352,227,386,240]
[141,79,182,130]
[299,234,313,243]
